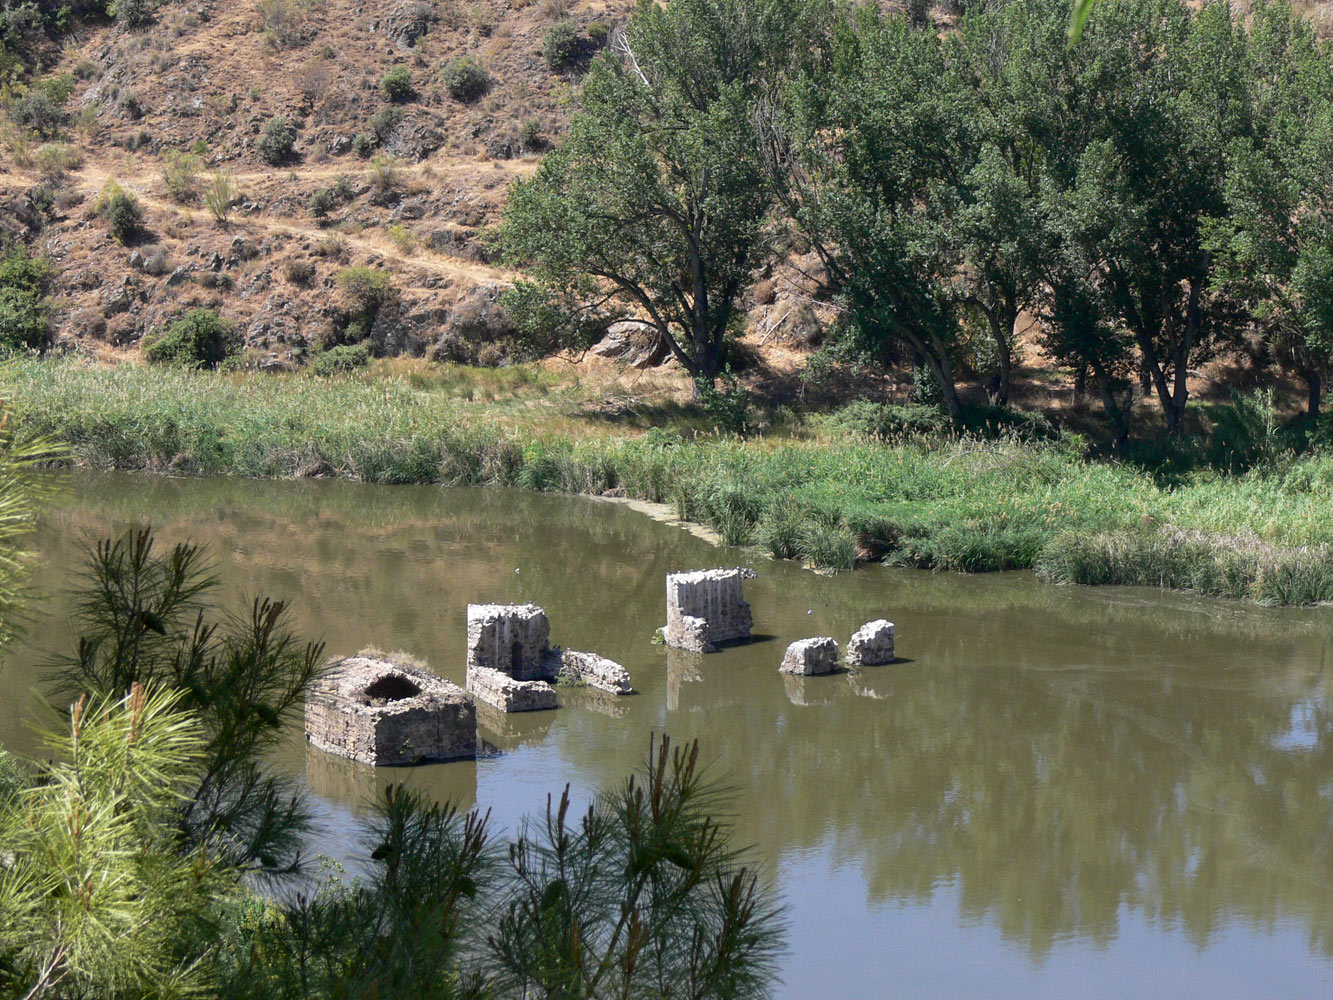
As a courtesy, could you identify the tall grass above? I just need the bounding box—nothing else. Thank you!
[6,359,1333,603]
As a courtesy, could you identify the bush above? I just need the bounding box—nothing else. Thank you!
[517,117,543,150]
[307,187,337,219]
[161,149,200,202]
[824,400,950,439]
[0,246,52,352]
[97,181,144,243]
[441,56,490,102]
[33,141,82,180]
[109,0,158,26]
[143,309,241,368]
[380,65,414,102]
[336,266,393,314]
[352,133,373,157]
[256,115,295,164]
[8,91,63,137]
[696,370,749,434]
[542,18,580,71]
[284,259,316,284]
[203,172,236,223]
[311,343,371,376]
[367,106,403,146]
[587,20,609,45]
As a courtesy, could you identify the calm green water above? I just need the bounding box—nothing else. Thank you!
[6,473,1333,998]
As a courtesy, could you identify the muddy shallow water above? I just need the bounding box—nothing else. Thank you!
[5,473,1333,998]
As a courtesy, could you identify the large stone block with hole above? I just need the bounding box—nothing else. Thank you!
[466,603,552,681]
[557,649,633,695]
[466,665,558,712]
[663,568,755,652]
[305,653,476,765]
[846,619,895,666]
[779,637,840,676]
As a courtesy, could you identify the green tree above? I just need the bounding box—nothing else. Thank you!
[0,245,52,352]
[0,684,235,998]
[767,6,970,418]
[54,529,323,875]
[495,0,800,388]
[1204,0,1333,415]
[143,308,242,368]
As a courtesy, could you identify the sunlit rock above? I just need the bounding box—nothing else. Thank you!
[466,665,559,712]
[846,619,895,666]
[305,652,476,765]
[779,636,840,676]
[663,568,755,652]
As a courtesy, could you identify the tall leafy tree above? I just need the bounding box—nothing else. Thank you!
[495,0,804,388]
[766,6,972,419]
[1204,0,1333,415]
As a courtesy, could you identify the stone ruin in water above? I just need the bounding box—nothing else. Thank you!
[779,636,840,676]
[846,619,895,666]
[465,603,633,712]
[305,652,476,766]
[663,568,755,652]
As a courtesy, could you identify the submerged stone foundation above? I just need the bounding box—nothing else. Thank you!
[305,653,476,765]
[464,603,633,711]
[663,568,755,652]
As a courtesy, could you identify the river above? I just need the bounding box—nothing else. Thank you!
[5,473,1332,998]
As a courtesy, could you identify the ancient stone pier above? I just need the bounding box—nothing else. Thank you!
[779,637,840,676]
[465,603,633,711]
[846,620,895,666]
[663,568,755,652]
[305,652,476,765]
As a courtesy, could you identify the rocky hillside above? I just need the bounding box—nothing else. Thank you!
[0,0,649,369]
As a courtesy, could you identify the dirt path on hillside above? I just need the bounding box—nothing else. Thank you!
[41,159,521,286]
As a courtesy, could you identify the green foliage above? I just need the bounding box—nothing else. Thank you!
[204,172,237,223]
[586,20,609,45]
[144,309,241,369]
[8,89,62,137]
[368,105,403,143]
[109,0,159,27]
[97,181,143,243]
[0,407,61,647]
[161,148,200,202]
[441,56,491,102]
[380,64,414,101]
[695,369,749,434]
[542,18,579,71]
[336,265,392,313]
[311,342,371,375]
[517,117,543,150]
[0,245,52,352]
[494,0,801,383]
[823,400,949,440]
[256,115,295,164]
[308,185,337,218]
[0,685,235,998]
[53,529,324,873]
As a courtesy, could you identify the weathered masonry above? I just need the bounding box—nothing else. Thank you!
[465,603,633,711]
[846,620,895,666]
[305,653,476,765]
[779,637,841,676]
[663,568,755,652]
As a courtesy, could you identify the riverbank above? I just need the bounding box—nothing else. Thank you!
[6,357,1333,604]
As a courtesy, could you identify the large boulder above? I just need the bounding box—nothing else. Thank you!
[590,321,671,369]
[779,637,840,676]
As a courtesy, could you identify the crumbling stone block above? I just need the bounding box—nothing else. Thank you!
[466,665,558,712]
[779,637,840,676]
[467,603,552,680]
[663,568,755,652]
[846,619,895,666]
[305,653,476,766]
[557,650,633,695]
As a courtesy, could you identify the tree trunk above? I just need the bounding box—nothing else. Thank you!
[980,300,1016,408]
[1089,357,1131,450]
[1301,368,1322,416]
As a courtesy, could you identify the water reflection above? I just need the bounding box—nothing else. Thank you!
[6,472,1333,995]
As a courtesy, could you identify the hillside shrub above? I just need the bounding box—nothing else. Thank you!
[587,20,609,45]
[0,246,52,352]
[308,186,337,219]
[367,106,402,144]
[517,117,543,150]
[441,56,490,102]
[542,18,579,71]
[109,0,158,26]
[143,309,240,368]
[161,149,200,202]
[311,343,371,375]
[256,116,295,164]
[380,65,414,102]
[8,91,62,137]
[97,181,143,243]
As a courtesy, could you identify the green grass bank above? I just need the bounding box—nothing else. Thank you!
[7,358,1333,605]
